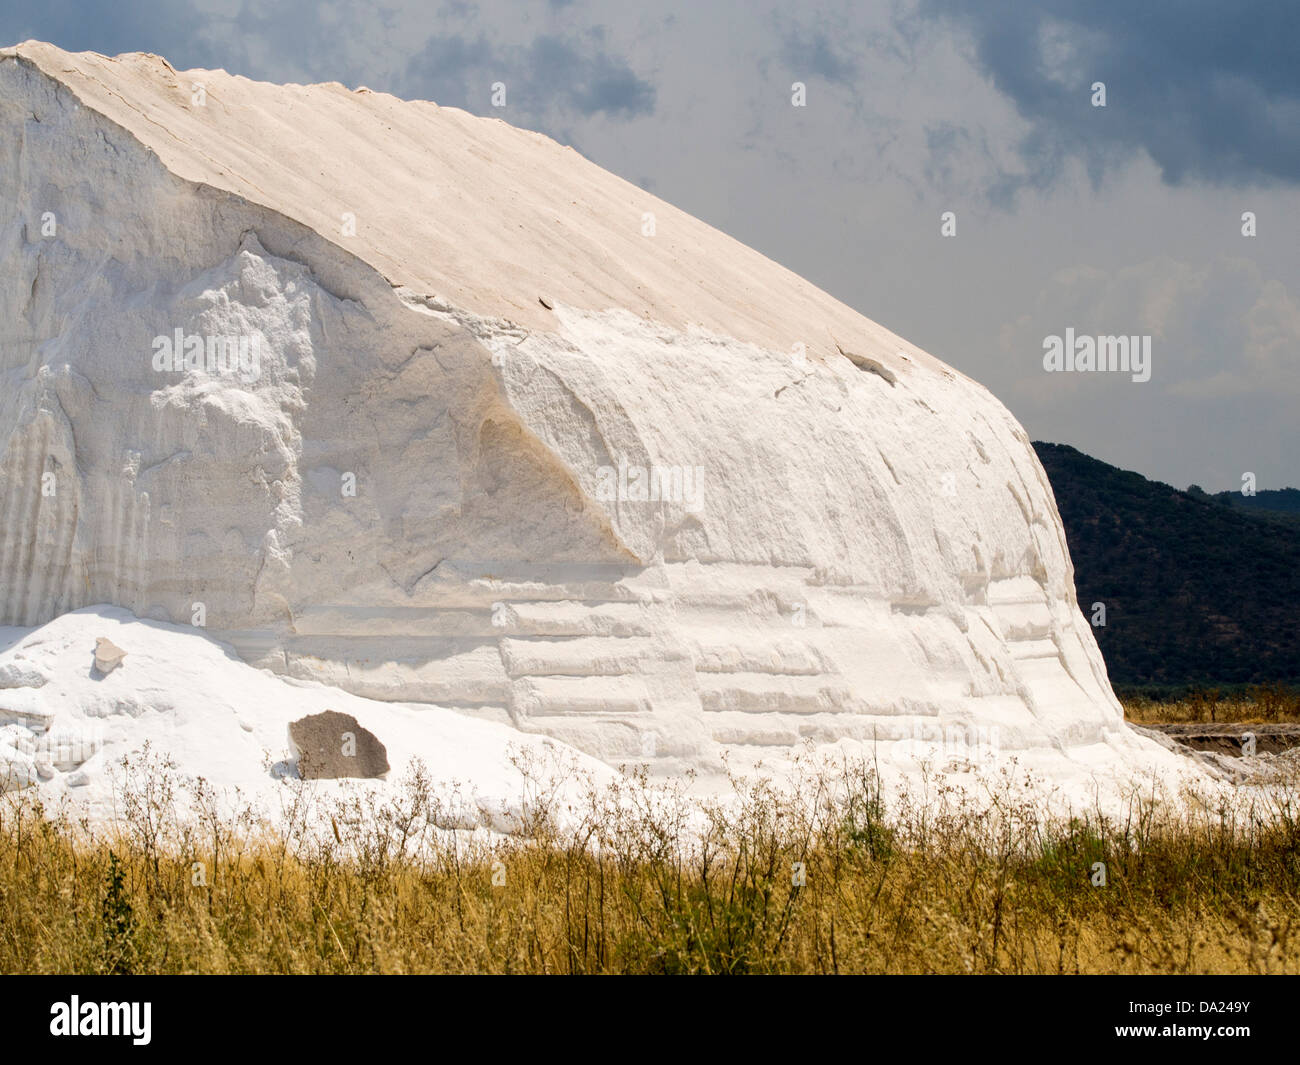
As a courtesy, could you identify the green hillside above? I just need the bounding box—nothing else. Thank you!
[1032,442,1300,690]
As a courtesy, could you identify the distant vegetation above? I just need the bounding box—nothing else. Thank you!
[1034,442,1300,693]
[1123,687,1300,724]
[1197,485,1300,522]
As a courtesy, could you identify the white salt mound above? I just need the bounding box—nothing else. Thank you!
[1,607,613,828]
[0,42,1207,820]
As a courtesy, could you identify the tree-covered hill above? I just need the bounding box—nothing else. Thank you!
[1033,442,1300,690]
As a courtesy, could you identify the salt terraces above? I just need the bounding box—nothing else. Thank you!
[0,42,1203,814]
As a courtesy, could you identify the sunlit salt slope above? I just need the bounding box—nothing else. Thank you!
[0,41,1201,808]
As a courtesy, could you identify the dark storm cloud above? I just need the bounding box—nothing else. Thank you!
[526,35,655,118]
[0,0,218,69]
[403,31,655,120]
[400,34,495,108]
[923,121,978,188]
[920,0,1300,191]
[779,29,858,86]
[1,2,653,122]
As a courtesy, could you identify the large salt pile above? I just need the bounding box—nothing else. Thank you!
[0,42,1202,818]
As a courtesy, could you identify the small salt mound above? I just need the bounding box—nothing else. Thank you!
[0,606,614,830]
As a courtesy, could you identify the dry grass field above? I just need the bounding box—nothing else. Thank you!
[1123,685,1300,726]
[3,697,1300,975]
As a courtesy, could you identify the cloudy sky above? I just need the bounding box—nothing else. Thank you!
[4,0,1296,491]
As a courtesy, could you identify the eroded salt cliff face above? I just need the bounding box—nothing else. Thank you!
[0,42,1187,789]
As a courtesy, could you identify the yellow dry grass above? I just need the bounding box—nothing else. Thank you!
[3,734,1299,975]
